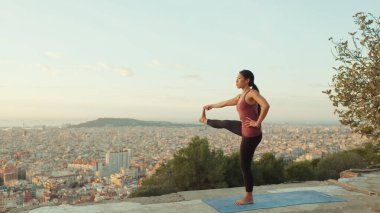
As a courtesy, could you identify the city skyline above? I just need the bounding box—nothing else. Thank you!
[1,1,379,126]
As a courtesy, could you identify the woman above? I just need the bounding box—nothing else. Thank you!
[199,69,270,205]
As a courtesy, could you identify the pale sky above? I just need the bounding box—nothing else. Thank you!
[0,1,379,126]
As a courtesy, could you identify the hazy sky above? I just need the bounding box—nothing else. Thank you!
[0,1,379,126]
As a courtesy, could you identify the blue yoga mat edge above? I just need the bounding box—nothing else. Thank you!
[201,190,346,213]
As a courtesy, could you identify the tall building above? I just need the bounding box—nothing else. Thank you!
[105,149,133,175]
[31,185,37,198]
[126,148,133,166]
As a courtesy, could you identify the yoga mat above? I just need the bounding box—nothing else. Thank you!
[202,190,346,213]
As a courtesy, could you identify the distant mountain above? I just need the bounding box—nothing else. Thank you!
[68,118,201,128]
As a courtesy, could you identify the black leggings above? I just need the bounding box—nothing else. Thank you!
[206,119,262,192]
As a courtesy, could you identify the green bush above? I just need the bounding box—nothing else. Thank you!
[223,152,244,187]
[254,153,285,185]
[350,142,380,166]
[285,161,315,181]
[131,136,228,197]
[316,152,367,180]
[131,135,377,197]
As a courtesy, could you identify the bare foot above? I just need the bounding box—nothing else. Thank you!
[234,196,254,205]
[198,108,208,124]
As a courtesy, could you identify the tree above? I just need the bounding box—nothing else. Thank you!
[323,12,380,144]
[171,136,227,190]
[130,136,228,197]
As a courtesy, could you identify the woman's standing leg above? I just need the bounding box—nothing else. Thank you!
[235,134,262,205]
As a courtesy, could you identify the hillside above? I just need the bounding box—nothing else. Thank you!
[68,118,201,128]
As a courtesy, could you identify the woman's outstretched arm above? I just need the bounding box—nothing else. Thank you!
[204,94,240,110]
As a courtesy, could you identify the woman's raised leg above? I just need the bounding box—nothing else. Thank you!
[199,108,242,136]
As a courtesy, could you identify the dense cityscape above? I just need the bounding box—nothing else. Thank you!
[0,121,370,211]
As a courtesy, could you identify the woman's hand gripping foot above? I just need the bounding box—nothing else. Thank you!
[198,108,208,124]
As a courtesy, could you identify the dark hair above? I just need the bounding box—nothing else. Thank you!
[239,69,261,116]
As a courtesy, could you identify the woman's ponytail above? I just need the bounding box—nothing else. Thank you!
[250,82,261,116]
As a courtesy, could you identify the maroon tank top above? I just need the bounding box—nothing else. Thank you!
[236,89,262,137]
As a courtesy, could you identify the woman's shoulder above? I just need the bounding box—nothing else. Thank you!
[247,89,260,99]
[247,89,260,95]
[249,89,259,94]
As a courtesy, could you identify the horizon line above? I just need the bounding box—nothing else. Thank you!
[0,117,342,128]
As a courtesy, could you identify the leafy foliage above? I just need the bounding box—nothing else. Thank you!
[285,161,315,181]
[316,151,367,180]
[130,136,380,197]
[323,12,380,143]
[253,153,285,185]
